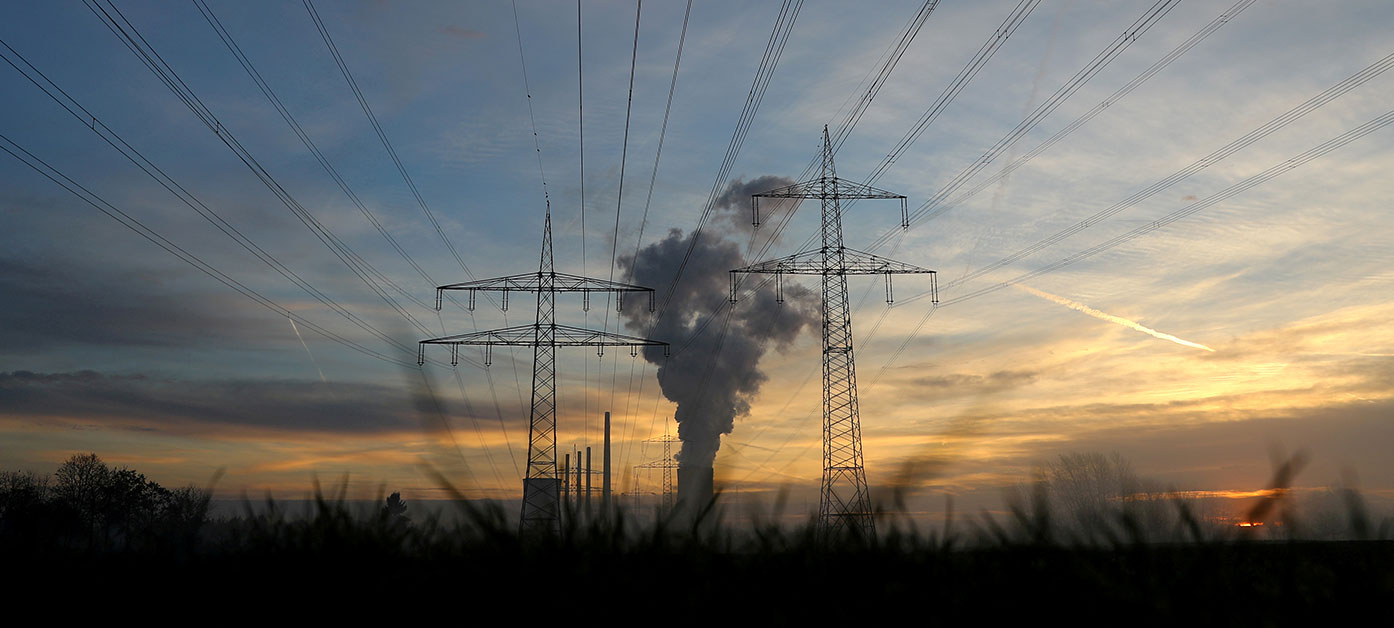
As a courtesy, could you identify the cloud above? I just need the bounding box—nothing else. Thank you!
[0,369,506,438]
[0,258,266,353]
[911,369,1039,392]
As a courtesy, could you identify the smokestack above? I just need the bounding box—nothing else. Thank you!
[677,466,714,513]
[585,446,592,515]
[603,412,612,511]
[563,453,570,507]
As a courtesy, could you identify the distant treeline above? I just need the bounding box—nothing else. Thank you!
[0,453,211,552]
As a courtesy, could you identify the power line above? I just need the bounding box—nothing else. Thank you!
[737,0,1037,314]
[652,0,803,321]
[192,0,461,316]
[617,0,694,482]
[896,49,1394,306]
[604,0,643,330]
[302,0,481,282]
[578,0,587,279]
[896,0,1259,249]
[872,0,1182,248]
[0,132,416,368]
[511,0,552,210]
[80,0,441,344]
[936,107,1394,307]
[1,35,449,366]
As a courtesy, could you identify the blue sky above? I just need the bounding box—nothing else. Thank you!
[2,0,1392,521]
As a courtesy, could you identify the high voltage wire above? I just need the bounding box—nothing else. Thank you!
[192,0,496,336]
[0,132,416,369]
[741,0,945,259]
[731,0,1037,326]
[417,368,479,491]
[306,0,531,426]
[780,0,1263,452]
[303,0,481,284]
[447,366,506,492]
[512,0,552,211]
[651,0,803,321]
[578,0,588,281]
[0,35,452,368]
[861,0,1043,189]
[936,108,1394,307]
[750,47,1394,486]
[603,0,644,475]
[617,0,804,477]
[632,0,942,485]
[196,0,523,480]
[743,0,1261,475]
[872,0,1182,248]
[504,0,559,482]
[731,0,1217,471]
[886,0,1260,253]
[79,0,444,349]
[627,0,693,270]
[658,0,944,361]
[294,0,521,467]
[726,0,1279,483]
[894,49,1394,306]
[826,0,943,163]
[195,0,436,292]
[609,0,802,476]
[784,108,1394,486]
[604,0,643,331]
[617,0,694,482]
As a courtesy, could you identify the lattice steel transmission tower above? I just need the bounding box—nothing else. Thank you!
[419,209,667,535]
[633,430,678,515]
[731,127,937,538]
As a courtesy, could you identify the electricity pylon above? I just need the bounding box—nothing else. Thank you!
[731,127,937,538]
[633,430,678,515]
[420,208,667,536]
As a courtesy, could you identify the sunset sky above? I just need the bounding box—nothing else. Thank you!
[2,0,1391,520]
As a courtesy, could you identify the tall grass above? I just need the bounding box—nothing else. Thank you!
[3,464,1392,618]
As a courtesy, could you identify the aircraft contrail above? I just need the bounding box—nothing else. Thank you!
[288,315,330,384]
[1018,285,1215,352]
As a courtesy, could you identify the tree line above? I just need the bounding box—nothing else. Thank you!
[0,453,211,552]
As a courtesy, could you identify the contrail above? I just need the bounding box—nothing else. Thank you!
[1018,285,1215,352]
[288,315,330,383]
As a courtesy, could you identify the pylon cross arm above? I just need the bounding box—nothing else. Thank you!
[421,323,667,350]
[752,177,904,200]
[434,272,657,312]
[751,178,907,227]
[438,271,654,294]
[732,247,936,276]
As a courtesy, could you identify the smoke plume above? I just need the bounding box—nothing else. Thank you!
[621,206,818,470]
[714,175,796,237]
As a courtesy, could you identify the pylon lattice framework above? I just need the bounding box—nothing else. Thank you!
[731,127,937,538]
[632,430,678,515]
[420,209,668,535]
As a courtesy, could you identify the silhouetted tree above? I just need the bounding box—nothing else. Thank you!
[102,467,171,544]
[54,453,110,543]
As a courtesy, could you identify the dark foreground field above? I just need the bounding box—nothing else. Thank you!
[5,454,1392,621]
[5,496,1392,623]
